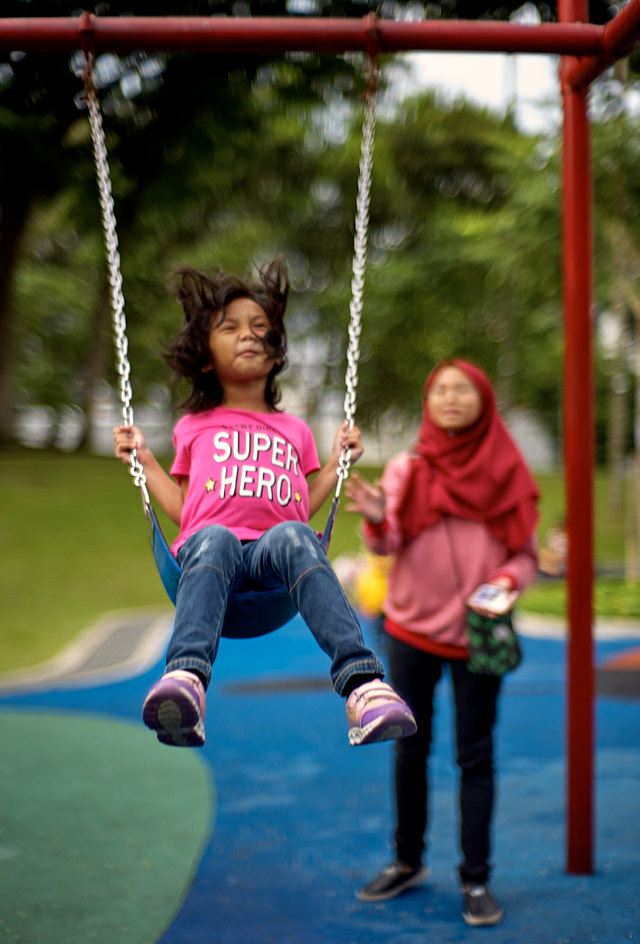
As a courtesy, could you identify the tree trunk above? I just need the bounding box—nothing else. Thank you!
[0,185,33,444]
[76,268,113,450]
[602,219,640,571]
[495,278,517,413]
[625,452,640,580]
[606,288,628,515]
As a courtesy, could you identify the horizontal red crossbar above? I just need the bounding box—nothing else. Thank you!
[0,14,605,57]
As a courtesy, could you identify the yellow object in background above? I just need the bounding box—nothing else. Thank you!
[334,551,390,618]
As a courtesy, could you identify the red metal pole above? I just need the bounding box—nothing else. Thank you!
[559,0,595,876]
[566,0,640,89]
[0,15,604,56]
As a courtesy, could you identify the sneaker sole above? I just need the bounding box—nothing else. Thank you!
[143,692,205,747]
[356,866,429,902]
[349,706,417,746]
[463,908,504,927]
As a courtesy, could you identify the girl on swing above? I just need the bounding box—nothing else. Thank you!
[113,257,416,750]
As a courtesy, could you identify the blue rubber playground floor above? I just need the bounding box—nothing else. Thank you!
[0,610,639,943]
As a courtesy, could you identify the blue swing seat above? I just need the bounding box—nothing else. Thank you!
[144,502,335,640]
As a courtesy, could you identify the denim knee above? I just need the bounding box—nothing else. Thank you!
[178,524,243,572]
[259,520,324,562]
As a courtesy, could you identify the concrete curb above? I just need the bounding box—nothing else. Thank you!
[0,607,174,693]
[517,610,640,640]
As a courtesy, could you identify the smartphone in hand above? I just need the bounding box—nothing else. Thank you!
[466,583,518,615]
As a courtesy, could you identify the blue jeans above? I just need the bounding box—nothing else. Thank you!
[166,522,384,695]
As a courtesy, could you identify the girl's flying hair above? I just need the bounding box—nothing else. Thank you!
[165,258,289,412]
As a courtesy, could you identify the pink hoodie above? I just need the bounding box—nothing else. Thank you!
[361,451,538,656]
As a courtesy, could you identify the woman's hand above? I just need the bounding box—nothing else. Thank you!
[113,425,148,465]
[467,577,518,617]
[345,471,386,524]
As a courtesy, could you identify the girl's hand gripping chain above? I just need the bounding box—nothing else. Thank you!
[113,424,149,465]
[331,421,364,467]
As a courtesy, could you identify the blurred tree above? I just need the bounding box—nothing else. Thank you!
[338,93,566,442]
[5,77,572,454]
[591,93,640,574]
[0,0,618,446]
[0,0,369,443]
[367,1,612,23]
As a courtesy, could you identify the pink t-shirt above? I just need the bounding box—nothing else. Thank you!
[361,451,538,652]
[170,408,321,553]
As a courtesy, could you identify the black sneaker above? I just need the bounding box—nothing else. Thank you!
[462,884,503,926]
[356,861,428,902]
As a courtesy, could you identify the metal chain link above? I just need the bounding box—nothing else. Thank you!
[334,63,378,499]
[82,62,150,505]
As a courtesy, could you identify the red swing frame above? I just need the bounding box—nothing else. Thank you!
[3,0,640,875]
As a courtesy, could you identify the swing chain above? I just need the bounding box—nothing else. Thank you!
[82,58,150,506]
[334,58,378,498]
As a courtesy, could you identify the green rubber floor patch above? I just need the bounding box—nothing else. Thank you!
[0,709,214,944]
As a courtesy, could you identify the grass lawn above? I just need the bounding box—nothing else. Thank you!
[1,448,638,674]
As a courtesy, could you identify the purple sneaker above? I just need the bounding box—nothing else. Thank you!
[142,670,206,747]
[346,680,417,746]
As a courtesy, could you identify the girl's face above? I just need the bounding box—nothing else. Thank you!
[207,297,277,383]
[425,365,482,431]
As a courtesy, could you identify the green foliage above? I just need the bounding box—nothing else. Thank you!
[1,1,635,463]
[590,110,640,460]
[13,202,102,410]
[522,579,640,619]
[534,470,629,564]
[350,96,566,429]
[0,0,366,438]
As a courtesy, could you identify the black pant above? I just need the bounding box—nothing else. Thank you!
[387,633,501,885]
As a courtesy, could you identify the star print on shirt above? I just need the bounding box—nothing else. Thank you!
[294,491,302,504]
[205,479,216,493]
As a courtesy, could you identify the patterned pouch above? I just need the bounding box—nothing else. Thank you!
[465,609,522,677]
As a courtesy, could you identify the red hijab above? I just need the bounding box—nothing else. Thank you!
[395,359,539,551]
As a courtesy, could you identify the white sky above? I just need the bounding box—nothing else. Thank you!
[389,2,563,135]
[399,50,562,134]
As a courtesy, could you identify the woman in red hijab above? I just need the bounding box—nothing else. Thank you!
[346,358,539,927]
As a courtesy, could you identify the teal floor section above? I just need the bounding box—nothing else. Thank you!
[0,710,213,944]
